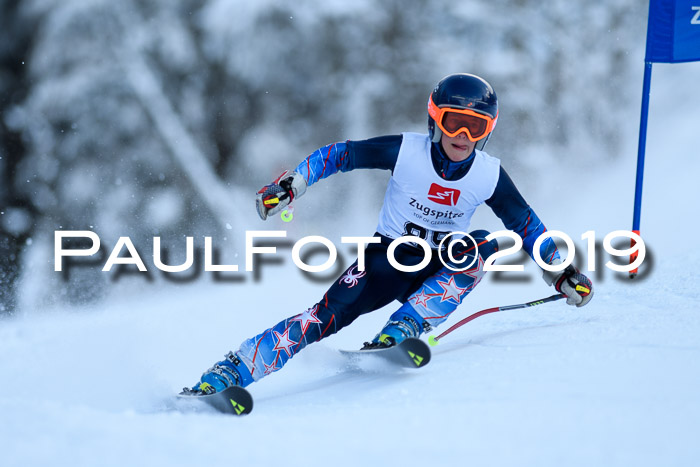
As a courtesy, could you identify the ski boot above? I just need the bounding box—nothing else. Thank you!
[361,311,430,350]
[185,351,254,395]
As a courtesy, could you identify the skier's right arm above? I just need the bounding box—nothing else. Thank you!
[256,135,402,220]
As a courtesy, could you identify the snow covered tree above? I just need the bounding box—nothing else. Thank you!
[1,0,36,314]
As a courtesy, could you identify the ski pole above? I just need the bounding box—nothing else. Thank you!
[427,293,567,346]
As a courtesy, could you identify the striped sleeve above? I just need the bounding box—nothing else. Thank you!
[294,135,403,187]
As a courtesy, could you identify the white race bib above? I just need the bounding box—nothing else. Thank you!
[377,132,500,247]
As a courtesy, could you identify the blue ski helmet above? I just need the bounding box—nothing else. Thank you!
[428,73,498,151]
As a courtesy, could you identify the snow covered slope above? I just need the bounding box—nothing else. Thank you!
[1,64,699,467]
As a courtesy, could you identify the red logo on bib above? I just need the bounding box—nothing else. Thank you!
[427,183,461,206]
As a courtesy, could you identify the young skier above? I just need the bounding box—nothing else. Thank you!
[187,73,593,394]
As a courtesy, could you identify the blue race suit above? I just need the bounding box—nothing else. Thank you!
[195,135,559,389]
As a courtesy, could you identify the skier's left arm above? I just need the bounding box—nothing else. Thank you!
[486,167,593,307]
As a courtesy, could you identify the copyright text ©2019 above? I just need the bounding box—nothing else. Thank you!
[53,229,645,275]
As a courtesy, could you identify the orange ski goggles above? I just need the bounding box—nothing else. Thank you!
[428,95,498,142]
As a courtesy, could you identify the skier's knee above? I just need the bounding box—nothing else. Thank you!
[469,229,498,261]
[445,230,498,265]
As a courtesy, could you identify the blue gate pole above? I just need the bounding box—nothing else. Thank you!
[630,61,653,278]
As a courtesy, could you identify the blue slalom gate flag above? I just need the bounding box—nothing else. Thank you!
[646,0,700,62]
[630,1,700,277]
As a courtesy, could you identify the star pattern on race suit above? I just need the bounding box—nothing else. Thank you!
[291,304,323,334]
[272,327,298,359]
[262,358,280,375]
[411,289,433,307]
[461,255,486,290]
[437,276,468,304]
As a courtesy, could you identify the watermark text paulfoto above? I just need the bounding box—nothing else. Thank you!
[54,229,646,279]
